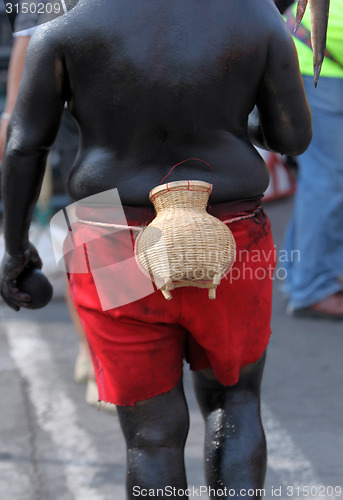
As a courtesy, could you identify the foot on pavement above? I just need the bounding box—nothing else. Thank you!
[290,291,343,320]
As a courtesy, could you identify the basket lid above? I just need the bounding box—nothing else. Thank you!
[149,180,213,202]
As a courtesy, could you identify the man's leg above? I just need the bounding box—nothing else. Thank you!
[192,352,267,499]
[116,378,190,499]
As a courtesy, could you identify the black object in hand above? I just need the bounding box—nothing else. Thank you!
[17,267,53,309]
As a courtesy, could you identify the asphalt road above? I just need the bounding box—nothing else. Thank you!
[0,196,342,500]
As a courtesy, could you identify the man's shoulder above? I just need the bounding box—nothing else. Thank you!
[264,7,295,50]
[241,0,291,43]
[28,4,80,50]
[25,18,68,63]
[16,0,80,43]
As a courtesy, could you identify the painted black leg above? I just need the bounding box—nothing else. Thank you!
[192,353,267,499]
[117,378,190,499]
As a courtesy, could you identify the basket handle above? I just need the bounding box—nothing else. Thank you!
[160,158,217,193]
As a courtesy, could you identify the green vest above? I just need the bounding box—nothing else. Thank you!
[289,0,343,78]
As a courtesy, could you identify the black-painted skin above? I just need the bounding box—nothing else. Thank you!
[1,0,311,497]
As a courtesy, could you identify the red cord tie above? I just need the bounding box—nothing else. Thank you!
[159,157,217,192]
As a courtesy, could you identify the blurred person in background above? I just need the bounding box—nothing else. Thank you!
[282,0,343,319]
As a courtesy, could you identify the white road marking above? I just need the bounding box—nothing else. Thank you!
[0,356,15,371]
[0,459,32,500]
[263,405,330,499]
[4,320,114,500]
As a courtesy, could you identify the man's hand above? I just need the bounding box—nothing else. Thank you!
[0,242,43,311]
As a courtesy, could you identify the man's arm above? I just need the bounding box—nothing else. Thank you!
[249,25,312,156]
[0,27,67,309]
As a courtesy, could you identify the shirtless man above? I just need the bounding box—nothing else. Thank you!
[1,0,313,498]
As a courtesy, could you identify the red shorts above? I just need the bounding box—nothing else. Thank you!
[67,198,276,406]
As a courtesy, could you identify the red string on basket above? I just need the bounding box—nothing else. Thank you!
[159,158,217,193]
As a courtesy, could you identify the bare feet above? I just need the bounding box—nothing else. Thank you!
[292,291,343,320]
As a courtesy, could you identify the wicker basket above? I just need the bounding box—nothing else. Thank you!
[135,180,236,299]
